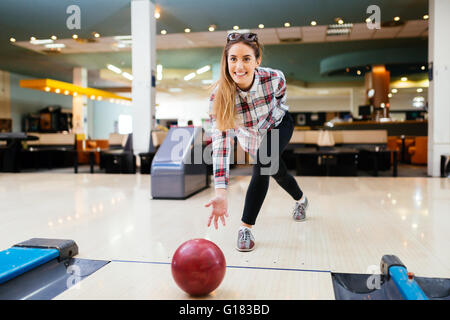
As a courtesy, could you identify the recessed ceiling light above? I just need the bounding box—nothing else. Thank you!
[356,70,361,75]
[90,95,96,100]
[30,36,36,41]
[64,90,69,95]
[423,14,429,20]
[258,24,264,29]
[184,28,191,33]
[161,30,167,35]
[365,18,372,23]
[338,19,344,25]
[93,32,100,38]
[401,77,408,81]
[154,11,160,19]
[208,25,216,32]
[394,16,400,21]
[417,88,423,93]
[310,21,317,26]
[51,35,57,40]
[388,93,393,98]
[284,22,291,27]
[55,88,61,94]
[73,92,78,96]
[122,72,133,81]
[184,72,196,81]
[421,65,426,70]
[44,87,50,92]
[196,65,211,74]
[233,26,239,30]
[72,34,78,39]
[392,88,398,93]
[9,37,16,43]
[107,64,122,74]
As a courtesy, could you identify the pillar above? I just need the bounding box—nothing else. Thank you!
[131,0,156,155]
[428,0,450,176]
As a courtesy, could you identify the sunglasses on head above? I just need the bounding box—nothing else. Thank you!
[227,32,258,43]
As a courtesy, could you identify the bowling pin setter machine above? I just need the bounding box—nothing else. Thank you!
[151,127,209,199]
[0,238,108,300]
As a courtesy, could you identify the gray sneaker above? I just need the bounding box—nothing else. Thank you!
[236,227,255,252]
[293,197,308,221]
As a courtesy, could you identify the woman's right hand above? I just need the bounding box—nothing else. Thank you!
[205,189,229,229]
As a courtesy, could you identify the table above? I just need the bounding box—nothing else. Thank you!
[293,147,359,176]
[0,133,39,172]
[74,148,109,174]
[358,146,398,177]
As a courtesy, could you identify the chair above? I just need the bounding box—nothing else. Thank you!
[408,136,427,165]
[387,136,400,165]
[101,134,136,173]
[138,130,168,174]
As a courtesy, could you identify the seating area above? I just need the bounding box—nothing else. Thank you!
[286,129,394,176]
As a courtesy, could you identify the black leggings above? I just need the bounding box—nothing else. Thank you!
[241,112,303,225]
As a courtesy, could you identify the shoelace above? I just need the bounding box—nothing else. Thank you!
[242,229,251,242]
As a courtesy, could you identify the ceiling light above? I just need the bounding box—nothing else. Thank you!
[154,12,160,19]
[161,30,167,35]
[31,39,54,45]
[122,72,133,81]
[394,16,400,21]
[90,95,96,100]
[51,35,57,40]
[45,43,65,49]
[64,90,70,95]
[356,70,361,75]
[72,34,78,39]
[97,96,102,101]
[338,19,344,25]
[208,25,216,32]
[423,14,429,20]
[44,87,50,92]
[365,18,372,23]
[30,36,36,41]
[392,88,398,93]
[107,64,122,74]
[310,21,317,26]
[9,37,16,43]
[417,88,423,93]
[184,28,191,33]
[55,88,61,93]
[401,77,408,81]
[421,65,426,70]
[284,22,291,27]
[73,92,78,96]
[258,24,264,29]
[184,72,196,81]
[93,32,100,38]
[388,93,393,98]
[196,65,211,74]
[233,26,239,30]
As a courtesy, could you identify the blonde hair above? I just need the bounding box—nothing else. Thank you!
[211,37,262,131]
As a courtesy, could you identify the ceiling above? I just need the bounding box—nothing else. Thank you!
[0,0,429,86]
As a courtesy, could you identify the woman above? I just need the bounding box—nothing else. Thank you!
[204,32,308,252]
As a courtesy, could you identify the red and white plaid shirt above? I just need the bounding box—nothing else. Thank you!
[209,67,289,189]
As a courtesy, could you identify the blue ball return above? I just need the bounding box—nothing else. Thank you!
[0,238,108,299]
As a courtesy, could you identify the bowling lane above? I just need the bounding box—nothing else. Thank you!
[1,173,449,282]
[54,261,335,300]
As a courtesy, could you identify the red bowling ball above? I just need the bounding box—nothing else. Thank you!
[171,239,226,296]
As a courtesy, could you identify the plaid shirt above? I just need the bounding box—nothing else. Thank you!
[209,67,289,189]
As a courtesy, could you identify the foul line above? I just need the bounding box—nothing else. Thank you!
[111,259,330,273]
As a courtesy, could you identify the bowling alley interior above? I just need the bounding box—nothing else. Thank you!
[0,0,449,302]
